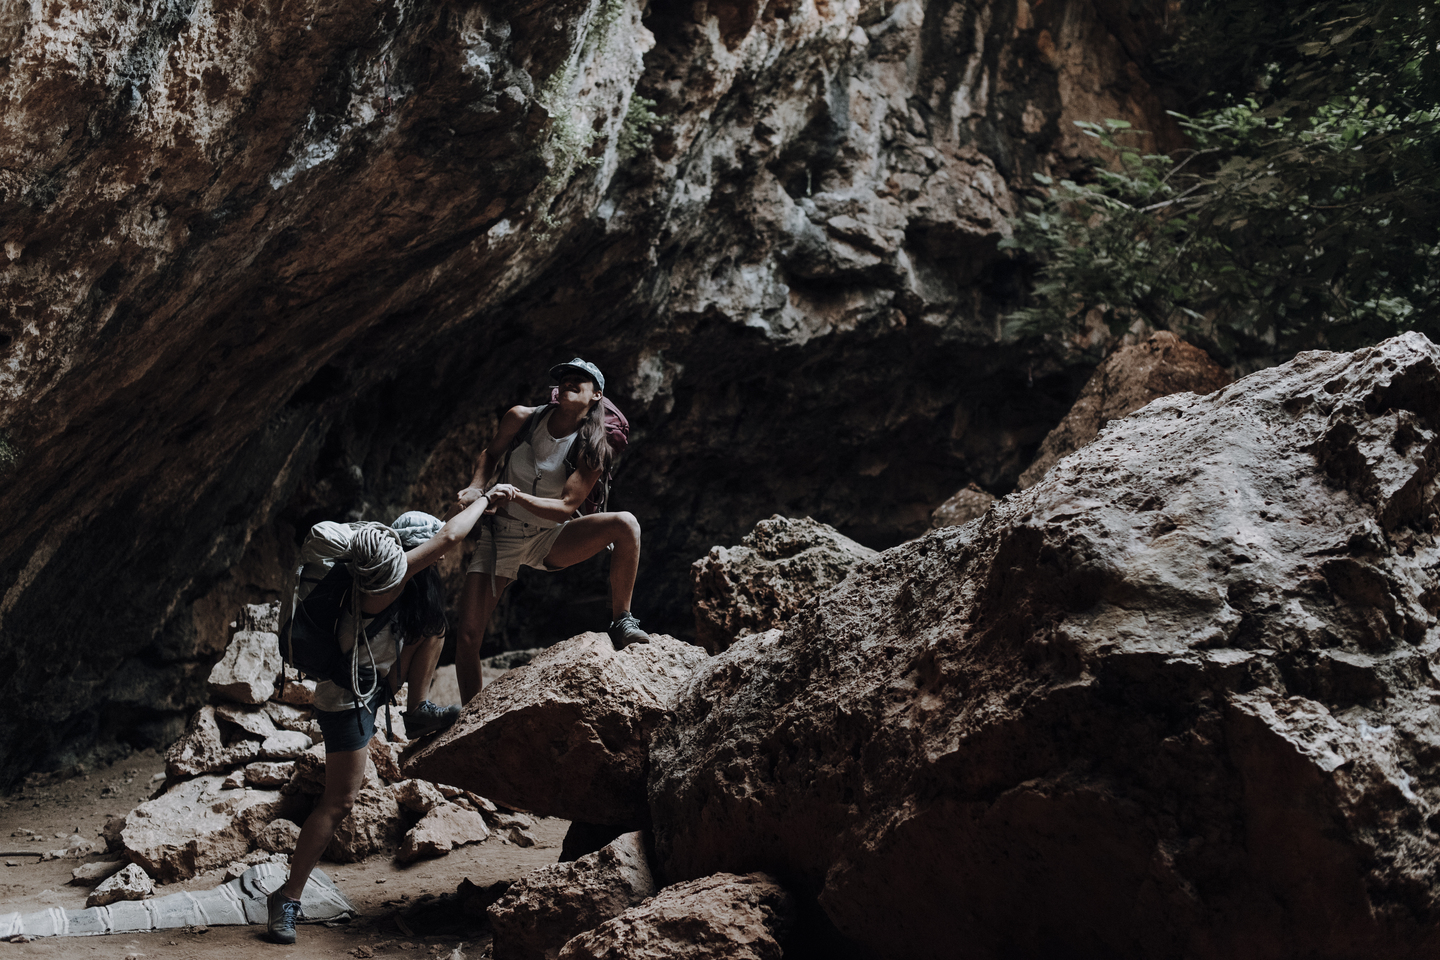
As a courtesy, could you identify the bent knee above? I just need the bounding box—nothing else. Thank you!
[611,511,640,536]
[323,795,358,819]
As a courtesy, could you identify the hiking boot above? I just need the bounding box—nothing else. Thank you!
[267,889,302,944]
[406,700,461,738]
[608,612,649,650]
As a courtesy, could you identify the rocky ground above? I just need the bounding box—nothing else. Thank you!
[0,666,566,959]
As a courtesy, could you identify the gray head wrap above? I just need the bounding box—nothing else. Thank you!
[391,511,443,550]
[347,521,407,594]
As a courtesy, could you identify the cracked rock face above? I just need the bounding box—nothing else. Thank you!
[691,515,876,652]
[649,334,1440,959]
[407,632,707,826]
[0,0,1178,780]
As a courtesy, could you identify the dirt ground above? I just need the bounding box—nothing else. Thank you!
[0,667,566,959]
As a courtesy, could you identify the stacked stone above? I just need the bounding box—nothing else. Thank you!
[110,602,527,901]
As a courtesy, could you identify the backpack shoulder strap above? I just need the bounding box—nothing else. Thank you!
[495,404,555,484]
[516,404,554,448]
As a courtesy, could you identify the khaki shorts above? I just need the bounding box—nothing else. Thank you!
[467,516,569,580]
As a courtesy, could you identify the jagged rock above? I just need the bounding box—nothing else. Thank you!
[324,759,401,862]
[99,816,126,854]
[275,679,318,707]
[260,730,313,760]
[243,761,295,788]
[165,706,265,778]
[207,630,282,705]
[69,859,125,887]
[255,819,301,855]
[396,802,489,864]
[122,776,300,882]
[649,334,1440,959]
[392,779,447,816]
[1016,331,1233,489]
[261,701,315,733]
[407,633,706,826]
[557,872,794,960]
[436,784,499,815]
[490,831,656,960]
[221,770,246,790]
[930,483,996,529]
[237,603,282,633]
[691,516,877,653]
[85,864,155,908]
[369,732,405,783]
[215,703,278,739]
[560,823,629,863]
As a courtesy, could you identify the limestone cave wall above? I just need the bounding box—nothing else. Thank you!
[0,0,1181,781]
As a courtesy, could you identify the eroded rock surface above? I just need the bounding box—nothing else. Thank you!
[207,631,282,705]
[1016,330,1233,489]
[489,831,657,960]
[396,802,490,865]
[650,334,1440,959]
[406,633,706,825]
[85,864,155,908]
[557,872,794,960]
[930,482,996,528]
[122,776,298,882]
[692,516,876,652]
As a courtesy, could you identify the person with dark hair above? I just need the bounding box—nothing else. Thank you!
[453,358,647,705]
[266,500,488,945]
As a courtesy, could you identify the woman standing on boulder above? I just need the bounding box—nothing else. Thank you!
[266,499,491,945]
[452,358,647,706]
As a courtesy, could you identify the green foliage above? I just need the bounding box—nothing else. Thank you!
[1003,1,1440,357]
[618,95,662,158]
[0,433,18,477]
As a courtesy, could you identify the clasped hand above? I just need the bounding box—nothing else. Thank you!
[457,484,518,510]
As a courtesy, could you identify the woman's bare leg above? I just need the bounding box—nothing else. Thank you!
[279,746,369,900]
[543,512,641,618]
[397,634,445,711]
[456,572,513,704]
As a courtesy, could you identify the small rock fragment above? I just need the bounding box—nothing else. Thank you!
[244,761,295,788]
[397,802,489,864]
[70,858,126,886]
[86,863,156,907]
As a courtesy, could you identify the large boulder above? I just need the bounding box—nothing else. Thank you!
[489,831,657,960]
[649,334,1440,959]
[122,776,299,882]
[557,872,794,960]
[1016,330,1232,489]
[691,516,877,653]
[406,633,706,826]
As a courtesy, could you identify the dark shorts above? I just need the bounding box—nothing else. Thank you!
[315,685,389,753]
